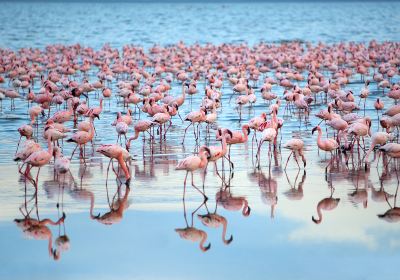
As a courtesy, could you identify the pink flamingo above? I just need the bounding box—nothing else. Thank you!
[312,126,339,171]
[201,129,233,178]
[16,124,33,155]
[23,134,53,187]
[283,139,306,170]
[125,120,155,151]
[67,117,96,161]
[175,148,211,200]
[96,144,131,184]
[216,188,251,217]
[219,124,250,169]
[181,107,206,144]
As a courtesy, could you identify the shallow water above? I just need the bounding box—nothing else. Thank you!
[1,1,400,280]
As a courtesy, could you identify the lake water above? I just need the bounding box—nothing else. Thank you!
[1,1,400,280]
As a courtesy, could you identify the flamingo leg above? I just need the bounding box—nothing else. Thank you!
[191,171,207,200]
[181,122,192,144]
[285,151,293,170]
[70,144,78,160]
[35,167,41,190]
[293,152,300,169]
[15,136,22,155]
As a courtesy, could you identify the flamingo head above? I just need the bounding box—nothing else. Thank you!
[200,146,211,160]
[243,205,251,217]
[312,126,320,135]
[197,214,211,225]
[312,216,322,224]
[243,125,251,135]
[51,249,61,261]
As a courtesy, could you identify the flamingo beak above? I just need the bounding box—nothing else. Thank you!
[244,206,251,217]
[312,127,317,135]
[225,235,233,245]
[203,243,211,252]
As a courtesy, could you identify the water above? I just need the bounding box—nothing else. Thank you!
[1,1,400,50]
[1,1,400,280]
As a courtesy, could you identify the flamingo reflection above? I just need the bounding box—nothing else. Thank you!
[175,197,210,252]
[284,170,306,201]
[14,185,66,260]
[91,182,130,225]
[216,186,251,217]
[197,200,233,245]
[377,174,400,223]
[312,180,340,224]
[347,165,369,209]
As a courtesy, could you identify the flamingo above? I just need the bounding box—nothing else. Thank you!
[201,129,233,178]
[96,144,131,184]
[312,126,339,171]
[23,134,53,186]
[125,120,155,151]
[53,146,70,175]
[219,124,251,169]
[181,107,206,144]
[175,148,211,200]
[255,128,277,168]
[364,132,392,163]
[67,117,96,161]
[16,124,33,155]
[283,139,306,170]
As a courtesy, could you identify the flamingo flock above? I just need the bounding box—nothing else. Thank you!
[2,40,400,254]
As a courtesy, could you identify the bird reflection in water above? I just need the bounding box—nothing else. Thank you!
[197,200,233,245]
[14,181,66,260]
[54,180,71,260]
[90,178,130,225]
[216,185,251,217]
[284,169,306,202]
[377,172,400,223]
[347,164,370,209]
[175,197,211,252]
[312,177,340,224]
[250,168,278,218]
[371,170,394,204]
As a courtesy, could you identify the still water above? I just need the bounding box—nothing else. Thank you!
[1,1,400,280]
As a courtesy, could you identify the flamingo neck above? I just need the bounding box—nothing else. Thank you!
[133,129,140,141]
[47,232,53,258]
[89,192,96,218]
[181,84,186,100]
[199,232,208,252]
[89,121,95,139]
[313,205,323,224]
[317,129,323,146]
[242,200,249,216]
[117,154,130,180]
[68,101,73,113]
[199,153,209,169]
[242,128,249,142]
[47,135,53,156]
[221,218,230,244]
[221,136,228,155]
[117,187,130,216]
